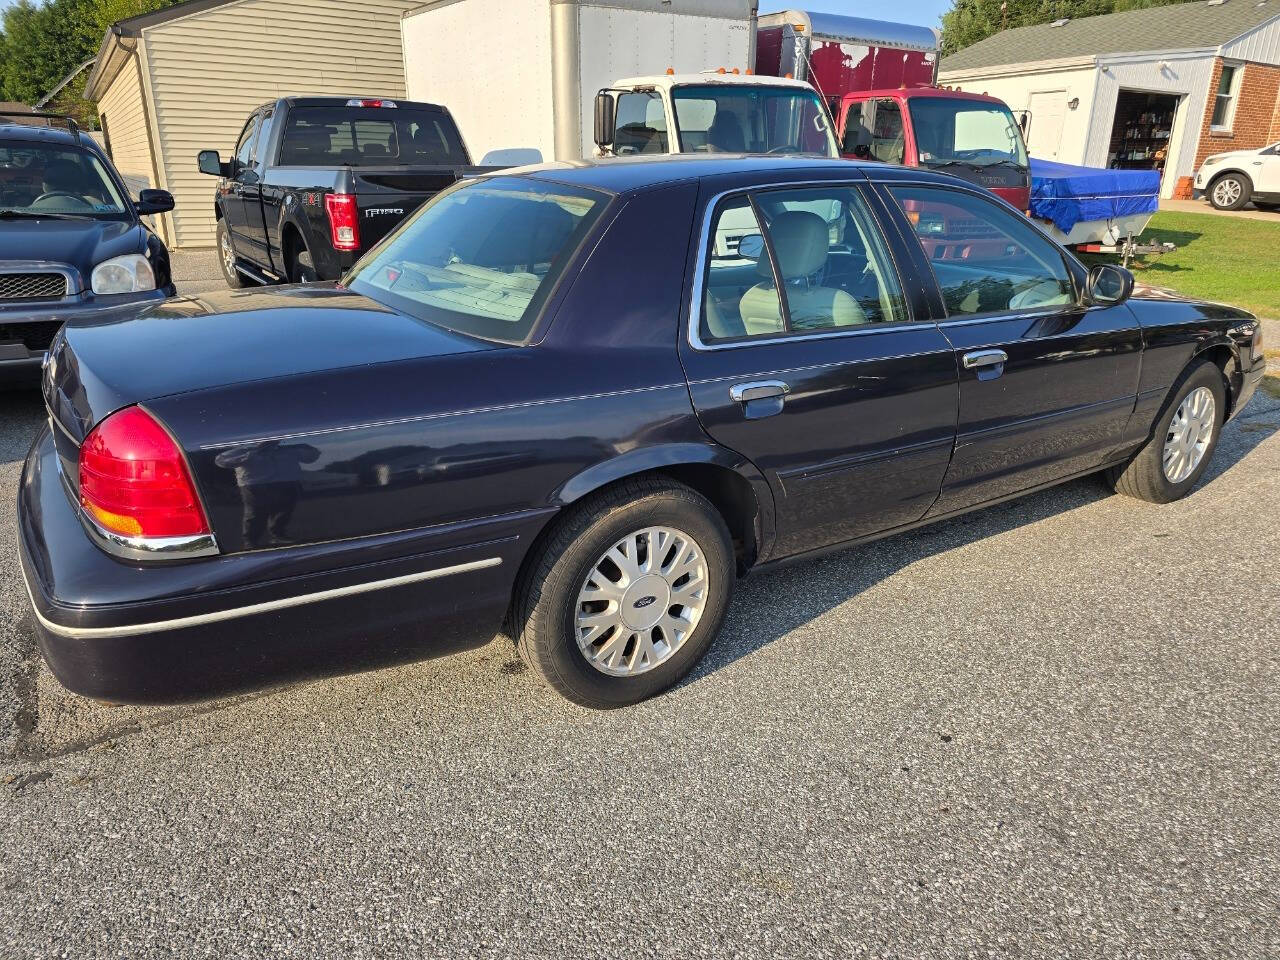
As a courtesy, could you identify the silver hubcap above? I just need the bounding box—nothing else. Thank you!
[574,525,709,677]
[1214,179,1241,206]
[1163,386,1215,483]
[221,232,234,275]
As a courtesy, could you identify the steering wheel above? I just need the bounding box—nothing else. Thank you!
[32,191,89,208]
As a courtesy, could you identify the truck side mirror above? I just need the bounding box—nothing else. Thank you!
[593,92,616,149]
[197,149,227,177]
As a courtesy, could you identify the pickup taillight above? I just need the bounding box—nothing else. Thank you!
[325,193,360,252]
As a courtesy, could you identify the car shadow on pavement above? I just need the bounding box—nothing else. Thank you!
[681,397,1279,691]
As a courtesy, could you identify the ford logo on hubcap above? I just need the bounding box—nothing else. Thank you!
[632,595,657,609]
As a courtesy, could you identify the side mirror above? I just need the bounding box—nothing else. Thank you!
[737,234,765,260]
[1087,263,1134,305]
[197,149,226,177]
[593,92,616,150]
[135,189,174,215]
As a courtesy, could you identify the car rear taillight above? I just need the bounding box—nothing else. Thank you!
[79,406,211,540]
[325,192,360,251]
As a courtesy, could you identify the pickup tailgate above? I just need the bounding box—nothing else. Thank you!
[346,164,503,248]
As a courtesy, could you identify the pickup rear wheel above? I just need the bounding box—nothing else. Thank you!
[287,240,318,284]
[512,478,734,708]
[1108,359,1226,503]
[216,221,248,289]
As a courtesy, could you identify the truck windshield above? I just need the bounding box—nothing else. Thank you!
[0,143,129,219]
[277,105,468,166]
[346,177,609,344]
[670,85,838,157]
[907,98,1028,170]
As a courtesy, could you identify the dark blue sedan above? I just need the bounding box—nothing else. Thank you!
[19,155,1267,707]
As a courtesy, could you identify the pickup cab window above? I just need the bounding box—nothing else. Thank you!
[347,177,608,344]
[277,106,467,166]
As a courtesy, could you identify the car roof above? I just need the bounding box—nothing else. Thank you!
[513,153,946,194]
[0,123,95,149]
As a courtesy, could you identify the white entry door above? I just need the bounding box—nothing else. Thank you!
[1026,90,1068,160]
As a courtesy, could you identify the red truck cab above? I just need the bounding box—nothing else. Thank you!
[834,88,1031,211]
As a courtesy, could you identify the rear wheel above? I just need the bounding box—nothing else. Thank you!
[287,238,318,284]
[1108,360,1226,503]
[216,220,248,289]
[513,478,734,708]
[1208,173,1251,211]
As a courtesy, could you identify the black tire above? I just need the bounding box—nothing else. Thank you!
[513,478,735,708]
[216,220,248,289]
[1108,360,1227,503]
[288,240,318,284]
[1208,173,1251,211]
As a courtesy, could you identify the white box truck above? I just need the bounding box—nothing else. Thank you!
[401,0,838,163]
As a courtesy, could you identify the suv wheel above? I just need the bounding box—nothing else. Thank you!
[216,221,248,289]
[1209,173,1251,211]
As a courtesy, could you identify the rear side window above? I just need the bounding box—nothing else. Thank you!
[889,185,1073,318]
[347,177,609,344]
[277,106,467,165]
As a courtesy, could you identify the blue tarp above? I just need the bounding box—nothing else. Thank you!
[1029,158,1160,233]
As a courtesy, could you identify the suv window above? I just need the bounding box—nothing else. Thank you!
[889,185,1074,317]
[700,185,905,343]
[612,92,668,155]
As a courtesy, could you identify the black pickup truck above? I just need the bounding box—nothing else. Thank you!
[198,97,493,287]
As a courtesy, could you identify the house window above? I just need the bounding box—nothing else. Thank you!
[1210,64,1242,131]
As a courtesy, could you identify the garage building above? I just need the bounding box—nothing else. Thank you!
[938,0,1280,198]
[83,0,421,249]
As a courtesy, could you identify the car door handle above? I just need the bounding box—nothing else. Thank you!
[962,349,1008,369]
[729,380,790,403]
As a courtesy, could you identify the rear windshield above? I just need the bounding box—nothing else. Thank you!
[277,105,467,166]
[346,177,609,344]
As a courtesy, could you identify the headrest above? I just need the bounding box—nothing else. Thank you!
[756,210,829,280]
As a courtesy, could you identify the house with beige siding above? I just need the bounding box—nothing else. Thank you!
[84,0,422,249]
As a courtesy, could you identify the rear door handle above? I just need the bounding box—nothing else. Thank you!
[729,380,790,403]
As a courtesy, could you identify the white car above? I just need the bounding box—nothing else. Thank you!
[1194,142,1280,211]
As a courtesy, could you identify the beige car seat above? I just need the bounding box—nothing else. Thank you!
[739,211,865,335]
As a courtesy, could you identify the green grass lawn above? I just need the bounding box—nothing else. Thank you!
[1105,211,1280,320]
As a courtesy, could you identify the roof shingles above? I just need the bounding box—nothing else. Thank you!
[940,0,1280,72]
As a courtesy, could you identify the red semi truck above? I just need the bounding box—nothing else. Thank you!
[754,10,1032,211]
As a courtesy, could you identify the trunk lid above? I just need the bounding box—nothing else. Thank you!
[43,284,492,444]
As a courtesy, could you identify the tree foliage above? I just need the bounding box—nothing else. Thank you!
[941,0,1196,55]
[0,0,180,125]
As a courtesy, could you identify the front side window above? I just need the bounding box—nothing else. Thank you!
[908,97,1028,171]
[234,116,259,167]
[1210,65,1242,130]
[0,143,128,219]
[700,185,905,343]
[347,177,608,344]
[869,100,905,164]
[672,85,838,157]
[612,92,669,155]
[890,185,1073,318]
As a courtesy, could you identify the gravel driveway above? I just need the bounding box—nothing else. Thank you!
[0,284,1276,956]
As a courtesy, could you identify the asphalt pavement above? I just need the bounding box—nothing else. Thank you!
[0,263,1276,957]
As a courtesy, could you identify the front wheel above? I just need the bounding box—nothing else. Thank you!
[1208,173,1250,211]
[1108,360,1226,503]
[216,220,248,289]
[513,478,734,708]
